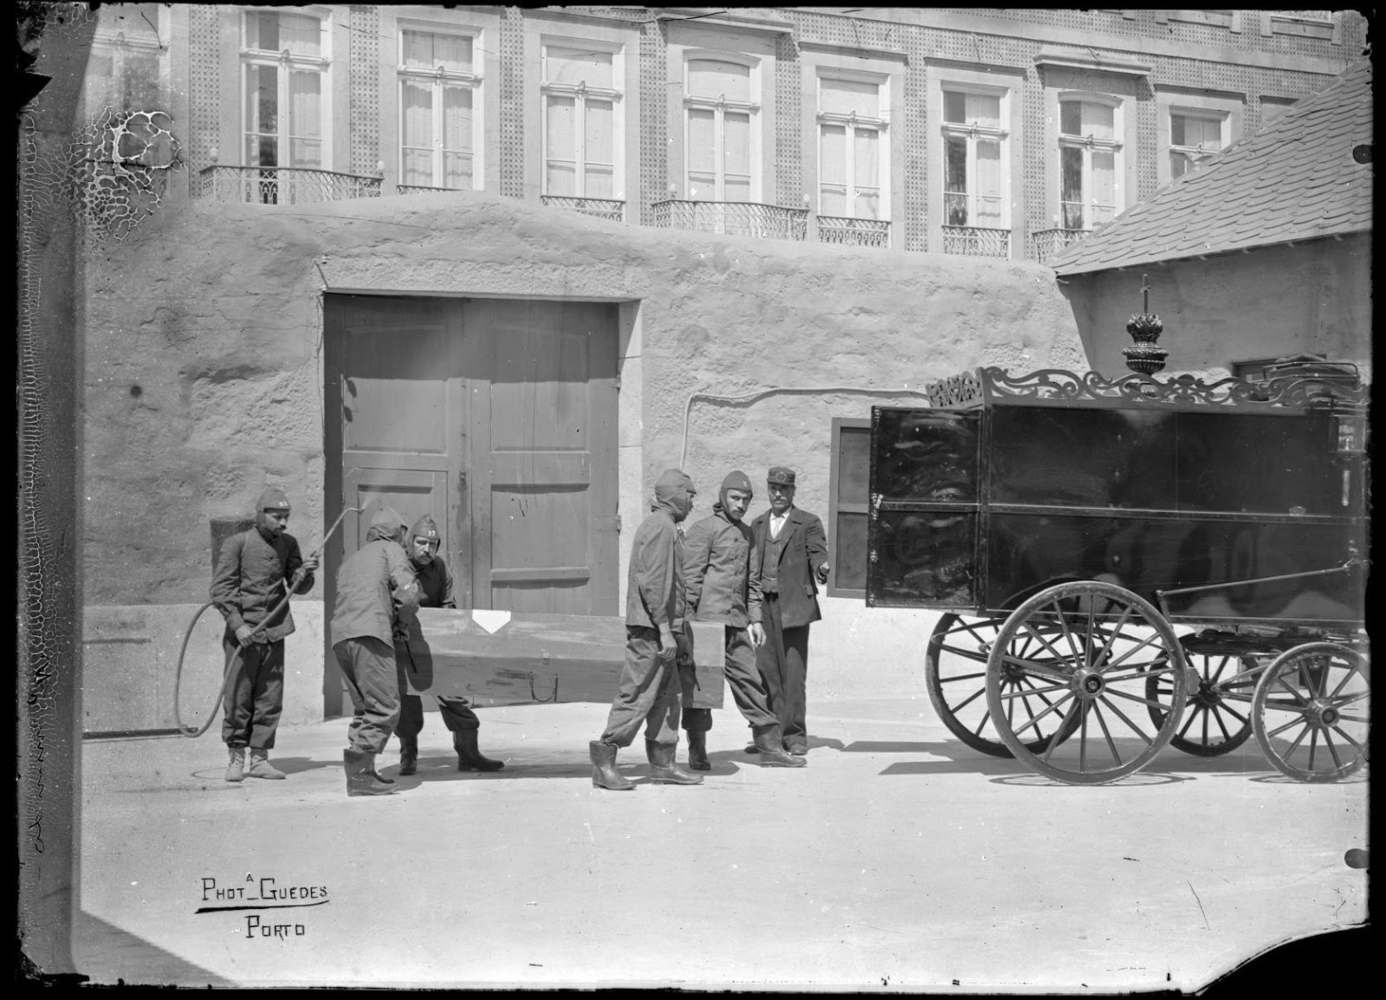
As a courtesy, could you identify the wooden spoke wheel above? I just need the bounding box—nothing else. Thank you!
[986,581,1189,784]
[1145,640,1261,757]
[1252,642,1369,782]
[926,613,1078,758]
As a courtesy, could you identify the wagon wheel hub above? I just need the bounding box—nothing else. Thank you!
[1191,679,1225,709]
[1072,668,1105,700]
[1314,704,1341,727]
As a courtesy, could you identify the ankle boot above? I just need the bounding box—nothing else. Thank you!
[247,748,286,780]
[646,740,703,785]
[455,730,504,772]
[225,747,246,783]
[344,748,396,796]
[399,737,418,776]
[590,739,635,790]
[752,724,807,768]
[686,729,711,771]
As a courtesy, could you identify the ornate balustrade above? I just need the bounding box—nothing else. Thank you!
[816,215,890,248]
[1030,227,1087,265]
[196,165,382,205]
[651,199,808,241]
[540,195,626,222]
[941,225,1010,259]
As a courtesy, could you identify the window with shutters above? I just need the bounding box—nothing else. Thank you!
[242,10,329,170]
[541,42,623,199]
[397,27,482,190]
[817,75,888,220]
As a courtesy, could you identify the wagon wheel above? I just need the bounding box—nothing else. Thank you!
[926,613,1078,758]
[985,580,1189,784]
[1144,640,1260,757]
[1251,642,1369,782]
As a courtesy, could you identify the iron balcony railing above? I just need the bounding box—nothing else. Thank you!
[651,199,808,242]
[817,215,890,249]
[941,225,1011,259]
[196,165,382,205]
[540,195,626,222]
[397,183,463,195]
[1030,227,1088,265]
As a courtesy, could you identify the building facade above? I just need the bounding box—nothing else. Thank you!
[88,6,1365,262]
[68,6,1367,731]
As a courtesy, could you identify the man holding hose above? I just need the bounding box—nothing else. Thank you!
[210,487,318,783]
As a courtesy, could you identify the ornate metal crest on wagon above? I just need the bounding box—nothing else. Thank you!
[865,280,1369,786]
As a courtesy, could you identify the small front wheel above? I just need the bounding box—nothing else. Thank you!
[1252,642,1369,782]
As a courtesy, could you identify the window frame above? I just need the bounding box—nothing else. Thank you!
[395,23,485,191]
[939,83,1011,230]
[1056,92,1124,231]
[826,416,872,599]
[815,70,890,222]
[1167,107,1227,180]
[681,50,763,203]
[539,37,626,201]
[239,7,332,171]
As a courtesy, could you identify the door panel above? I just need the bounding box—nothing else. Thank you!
[464,299,619,615]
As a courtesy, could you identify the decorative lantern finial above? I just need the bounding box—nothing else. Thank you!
[1122,274,1167,375]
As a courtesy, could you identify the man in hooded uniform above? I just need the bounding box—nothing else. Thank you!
[680,470,805,769]
[391,514,504,775]
[210,487,319,782]
[329,504,421,796]
[589,469,704,791]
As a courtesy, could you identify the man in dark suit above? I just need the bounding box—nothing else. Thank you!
[747,466,830,757]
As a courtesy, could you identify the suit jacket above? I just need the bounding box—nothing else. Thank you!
[748,506,829,629]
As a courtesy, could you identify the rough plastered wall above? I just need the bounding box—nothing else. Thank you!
[81,188,1084,606]
[1062,235,1373,381]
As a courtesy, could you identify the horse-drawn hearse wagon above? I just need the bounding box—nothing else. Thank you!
[866,356,1369,784]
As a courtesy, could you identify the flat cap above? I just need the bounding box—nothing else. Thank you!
[766,466,796,487]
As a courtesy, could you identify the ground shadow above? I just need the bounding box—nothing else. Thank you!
[375,752,748,782]
[71,909,235,987]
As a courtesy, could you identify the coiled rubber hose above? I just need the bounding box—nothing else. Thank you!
[172,506,361,738]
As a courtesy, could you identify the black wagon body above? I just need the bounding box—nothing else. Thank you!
[866,364,1369,783]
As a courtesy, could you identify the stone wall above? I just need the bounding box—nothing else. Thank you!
[82,188,1085,607]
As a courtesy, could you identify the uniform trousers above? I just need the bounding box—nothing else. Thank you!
[393,645,481,738]
[600,626,681,749]
[755,594,811,748]
[333,636,401,754]
[221,632,285,750]
[681,625,777,732]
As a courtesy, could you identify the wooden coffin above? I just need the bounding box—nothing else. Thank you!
[402,609,727,709]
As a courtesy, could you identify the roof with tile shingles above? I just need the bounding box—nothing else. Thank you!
[1050,60,1372,276]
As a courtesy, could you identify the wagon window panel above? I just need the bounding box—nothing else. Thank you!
[1173,412,1339,515]
[828,418,871,597]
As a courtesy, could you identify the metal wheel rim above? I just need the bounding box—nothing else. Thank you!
[1252,642,1369,782]
[926,613,1075,758]
[986,580,1188,784]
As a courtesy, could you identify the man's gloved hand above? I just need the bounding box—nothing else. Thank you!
[234,624,259,646]
[816,562,831,585]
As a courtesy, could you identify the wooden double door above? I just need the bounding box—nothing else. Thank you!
[323,294,620,702]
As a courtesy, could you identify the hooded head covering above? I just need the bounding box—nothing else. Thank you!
[651,468,696,521]
[713,469,753,520]
[407,515,442,562]
[256,487,291,514]
[366,503,409,544]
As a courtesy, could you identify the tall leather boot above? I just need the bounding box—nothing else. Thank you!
[398,736,418,776]
[685,729,711,771]
[247,748,286,780]
[344,748,396,797]
[455,730,504,772]
[646,740,703,785]
[225,747,245,783]
[589,739,635,790]
[752,724,807,768]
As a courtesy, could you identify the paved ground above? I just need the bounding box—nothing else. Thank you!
[71,667,1368,992]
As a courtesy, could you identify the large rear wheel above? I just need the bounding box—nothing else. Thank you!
[926,613,1075,758]
[986,581,1189,784]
